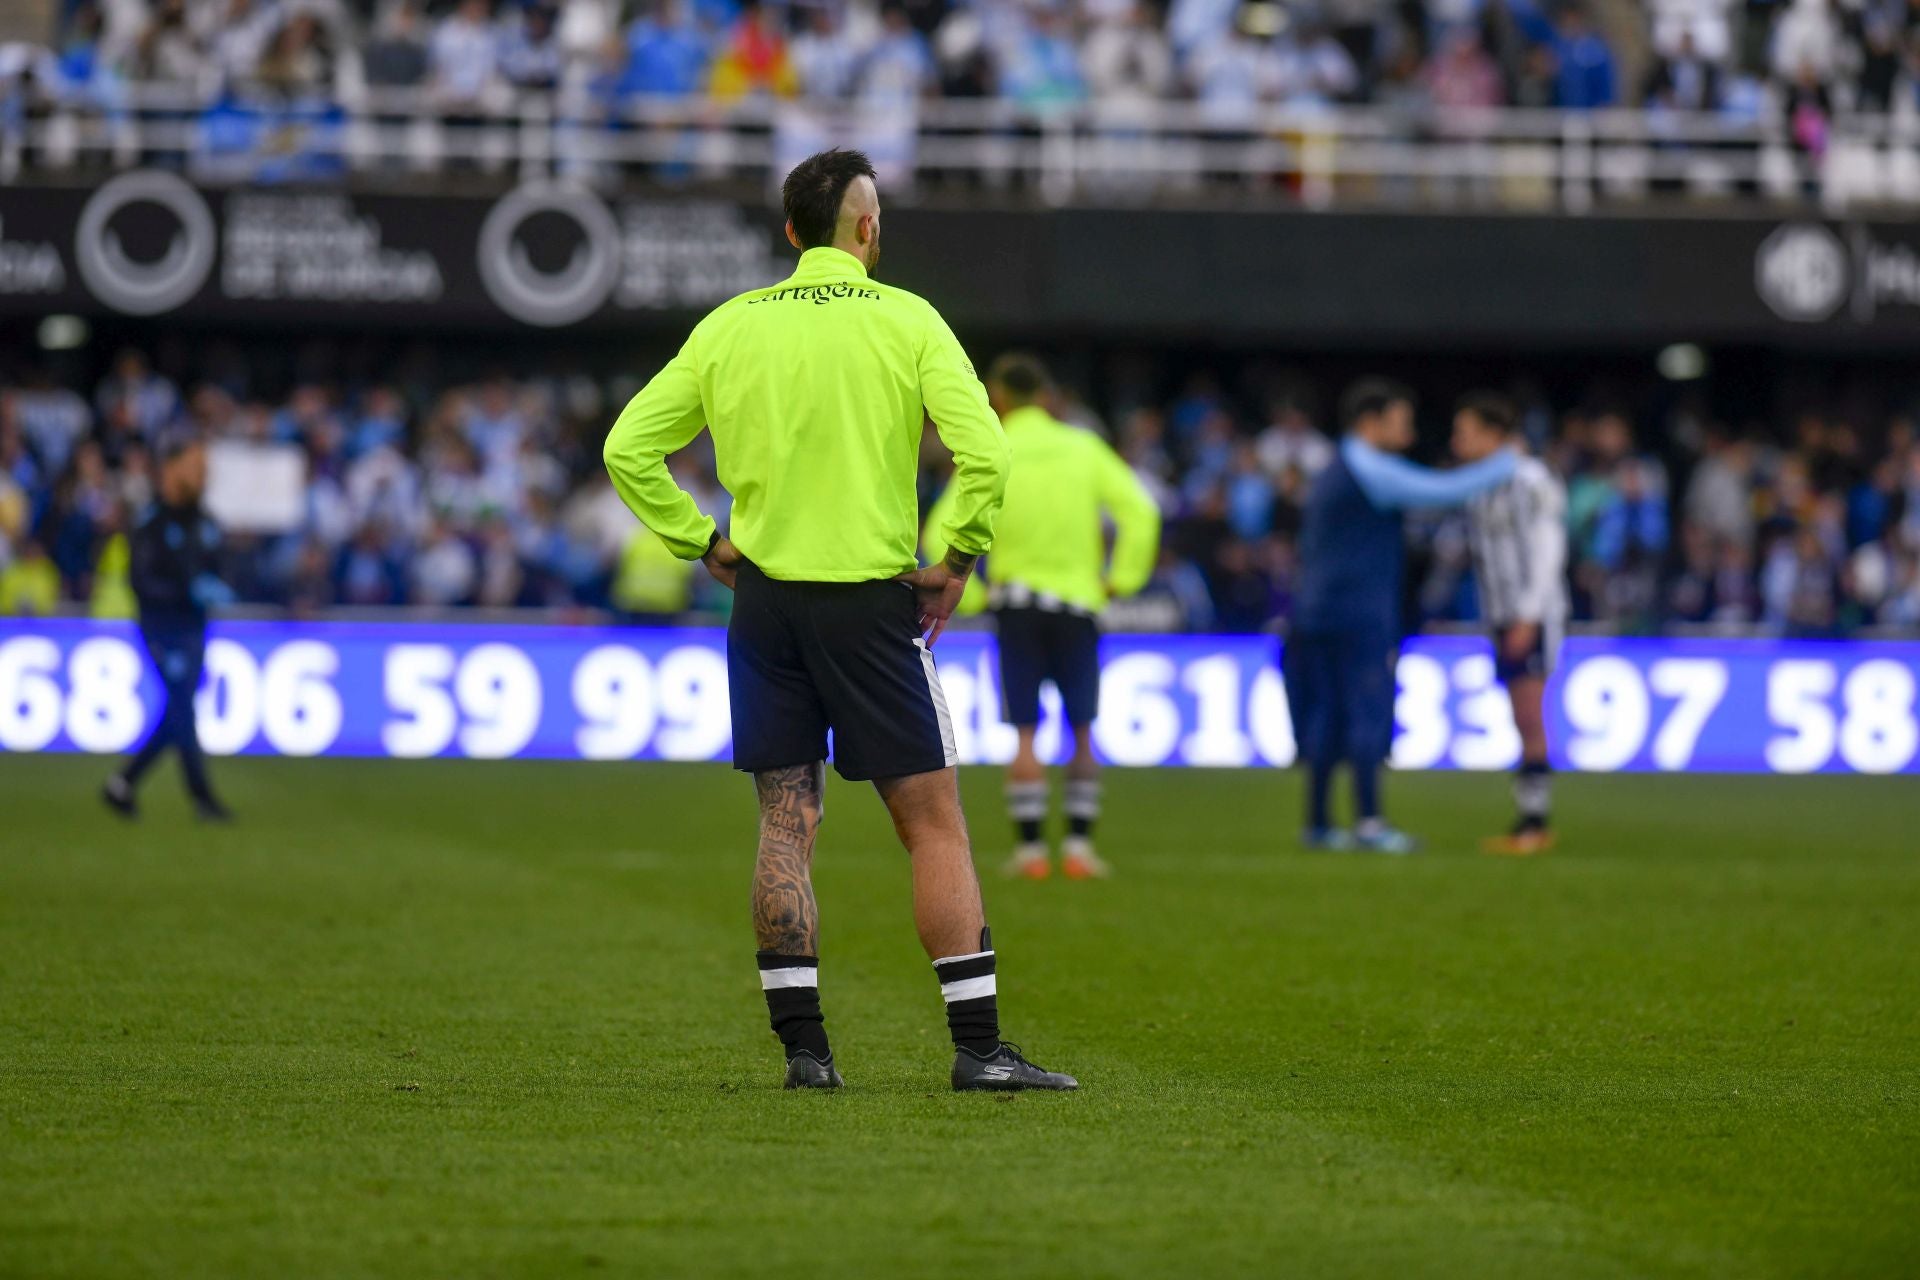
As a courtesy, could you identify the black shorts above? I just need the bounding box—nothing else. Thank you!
[728,563,957,782]
[995,606,1101,727]
[1493,618,1560,684]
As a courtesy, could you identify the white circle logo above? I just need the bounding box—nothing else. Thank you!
[477,182,620,327]
[1755,223,1848,322]
[74,170,216,316]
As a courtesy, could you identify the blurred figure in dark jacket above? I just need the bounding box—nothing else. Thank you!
[103,431,234,822]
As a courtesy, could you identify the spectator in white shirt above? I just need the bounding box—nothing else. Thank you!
[562,473,641,565]
[1255,398,1334,479]
[1188,17,1278,127]
[94,349,178,440]
[13,374,94,479]
[346,437,423,536]
[201,0,281,84]
[124,0,207,84]
[499,1,564,89]
[790,5,860,100]
[1168,0,1240,57]
[430,0,501,110]
[555,0,618,80]
[1650,0,1734,62]
[461,377,529,477]
[855,6,934,106]
[1271,20,1360,107]
[1771,0,1846,82]
[411,517,478,604]
[1082,2,1174,111]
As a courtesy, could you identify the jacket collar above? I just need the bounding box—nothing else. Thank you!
[1002,405,1055,433]
[792,246,870,280]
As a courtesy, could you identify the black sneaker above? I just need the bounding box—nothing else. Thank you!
[783,1051,844,1090]
[102,775,137,820]
[951,1043,1078,1092]
[194,798,235,824]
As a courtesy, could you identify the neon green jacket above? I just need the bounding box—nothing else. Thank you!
[612,525,693,615]
[924,405,1161,615]
[90,532,137,620]
[603,247,1010,582]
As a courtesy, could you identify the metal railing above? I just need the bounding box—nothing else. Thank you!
[6,78,1920,211]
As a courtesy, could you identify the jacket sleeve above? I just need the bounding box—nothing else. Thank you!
[601,338,718,560]
[1096,440,1161,598]
[1343,437,1518,511]
[918,306,1009,558]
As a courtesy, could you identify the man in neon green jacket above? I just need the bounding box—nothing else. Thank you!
[925,353,1160,881]
[603,150,1076,1094]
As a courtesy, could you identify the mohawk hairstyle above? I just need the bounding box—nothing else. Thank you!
[781,149,878,250]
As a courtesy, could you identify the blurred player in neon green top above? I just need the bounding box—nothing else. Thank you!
[925,353,1161,881]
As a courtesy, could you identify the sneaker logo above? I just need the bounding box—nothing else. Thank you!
[978,1064,1016,1081]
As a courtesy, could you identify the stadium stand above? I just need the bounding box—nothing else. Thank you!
[7,0,1920,206]
[3,345,1916,632]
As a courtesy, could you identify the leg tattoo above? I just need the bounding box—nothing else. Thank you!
[753,762,824,955]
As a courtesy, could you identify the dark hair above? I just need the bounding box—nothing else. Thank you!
[986,351,1050,403]
[781,149,877,250]
[1456,391,1518,435]
[1339,377,1414,430]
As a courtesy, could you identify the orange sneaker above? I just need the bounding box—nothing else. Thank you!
[1481,827,1557,857]
[1060,836,1112,880]
[1004,843,1051,879]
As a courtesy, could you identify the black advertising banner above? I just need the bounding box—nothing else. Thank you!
[1025,209,1920,346]
[0,173,790,331]
[4,172,1920,346]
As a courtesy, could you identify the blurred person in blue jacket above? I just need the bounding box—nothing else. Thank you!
[103,432,234,822]
[1285,378,1515,854]
[1551,3,1616,108]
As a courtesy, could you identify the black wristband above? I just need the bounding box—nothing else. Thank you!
[943,547,979,577]
[703,529,721,559]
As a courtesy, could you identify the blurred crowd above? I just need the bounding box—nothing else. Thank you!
[3,347,1918,635]
[23,0,1920,131]
[0,351,699,618]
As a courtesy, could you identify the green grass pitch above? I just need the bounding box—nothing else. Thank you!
[2,755,1915,1278]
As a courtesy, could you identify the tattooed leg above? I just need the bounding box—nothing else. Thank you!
[753,762,825,955]
[753,762,831,1067]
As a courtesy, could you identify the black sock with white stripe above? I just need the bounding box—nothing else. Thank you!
[933,929,999,1057]
[1006,781,1047,844]
[1514,760,1551,831]
[1064,779,1100,838]
[758,952,830,1062]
